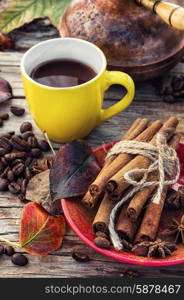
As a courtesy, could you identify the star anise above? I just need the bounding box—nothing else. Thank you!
[161,215,184,244]
[132,239,176,258]
[166,187,184,209]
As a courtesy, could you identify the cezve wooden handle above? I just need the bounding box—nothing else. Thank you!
[136,0,184,30]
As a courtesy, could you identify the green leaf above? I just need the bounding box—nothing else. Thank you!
[0,0,71,34]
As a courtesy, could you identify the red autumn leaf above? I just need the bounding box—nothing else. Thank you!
[20,202,65,256]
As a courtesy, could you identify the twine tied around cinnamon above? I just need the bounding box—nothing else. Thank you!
[107,132,180,251]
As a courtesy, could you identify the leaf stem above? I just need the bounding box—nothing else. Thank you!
[43,131,56,156]
[21,217,50,248]
[0,237,20,248]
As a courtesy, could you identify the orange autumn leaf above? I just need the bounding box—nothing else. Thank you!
[20,202,65,256]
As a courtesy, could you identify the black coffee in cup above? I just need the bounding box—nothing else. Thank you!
[30,59,97,88]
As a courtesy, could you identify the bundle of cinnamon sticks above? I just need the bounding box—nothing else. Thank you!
[81,117,182,255]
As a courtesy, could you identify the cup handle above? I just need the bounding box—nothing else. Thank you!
[97,70,135,125]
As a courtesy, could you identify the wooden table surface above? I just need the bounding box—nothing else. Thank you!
[0,19,184,278]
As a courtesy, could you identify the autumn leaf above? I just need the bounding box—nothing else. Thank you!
[20,202,65,256]
[0,0,71,34]
[26,169,61,215]
[50,140,101,201]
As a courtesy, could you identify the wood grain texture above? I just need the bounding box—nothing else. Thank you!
[0,19,184,278]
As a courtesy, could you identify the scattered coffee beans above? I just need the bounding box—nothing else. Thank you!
[38,140,50,152]
[20,122,32,133]
[11,253,28,266]
[10,106,25,116]
[72,247,90,262]
[0,112,9,120]
[155,74,184,104]
[0,178,8,191]
[31,148,42,158]
[0,121,52,201]
[0,244,28,266]
[4,245,15,256]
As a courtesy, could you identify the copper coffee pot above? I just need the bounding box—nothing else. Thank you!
[59,0,184,81]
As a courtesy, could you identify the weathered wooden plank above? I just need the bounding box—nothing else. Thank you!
[1,251,184,278]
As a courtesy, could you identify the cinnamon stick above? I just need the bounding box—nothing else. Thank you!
[89,120,160,198]
[82,118,148,208]
[92,193,113,233]
[134,133,181,243]
[126,132,181,222]
[83,119,162,209]
[107,117,179,201]
[134,188,168,243]
[115,201,141,242]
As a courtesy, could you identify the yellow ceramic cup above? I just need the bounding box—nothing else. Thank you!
[21,38,135,142]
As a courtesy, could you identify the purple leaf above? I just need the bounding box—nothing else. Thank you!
[50,140,101,200]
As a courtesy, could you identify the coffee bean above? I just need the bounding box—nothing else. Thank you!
[163,95,176,104]
[0,178,9,191]
[0,119,3,127]
[0,147,8,156]
[11,159,24,167]
[31,148,42,158]
[20,122,32,133]
[28,136,38,148]
[38,140,50,152]
[4,152,26,162]
[0,112,9,120]
[0,166,9,179]
[25,157,33,167]
[0,133,12,139]
[21,131,34,141]
[8,131,15,136]
[11,135,30,151]
[10,106,25,116]
[18,194,27,203]
[0,137,12,151]
[163,85,173,95]
[12,163,25,176]
[11,253,28,266]
[0,161,4,172]
[173,90,184,98]
[0,245,4,255]
[24,167,32,180]
[72,247,90,262]
[4,245,15,256]
[7,170,14,182]
[16,177,23,186]
[1,157,8,167]
[94,237,111,249]
[21,179,28,194]
[8,182,21,194]
[171,75,184,92]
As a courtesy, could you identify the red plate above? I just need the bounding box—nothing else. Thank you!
[61,141,184,267]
